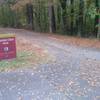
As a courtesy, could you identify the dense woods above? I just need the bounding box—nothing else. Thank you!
[0,0,99,38]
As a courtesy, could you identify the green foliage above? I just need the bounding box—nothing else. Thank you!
[0,4,16,27]
[0,51,34,72]
[5,0,16,5]
[86,4,97,19]
[0,0,99,38]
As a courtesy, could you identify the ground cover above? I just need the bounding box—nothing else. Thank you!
[0,35,52,72]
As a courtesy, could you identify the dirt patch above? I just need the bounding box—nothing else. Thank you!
[48,34,100,49]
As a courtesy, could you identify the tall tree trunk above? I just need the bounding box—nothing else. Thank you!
[95,0,100,38]
[70,0,74,35]
[57,5,62,32]
[48,0,56,33]
[78,0,84,37]
[60,0,68,34]
[26,3,34,30]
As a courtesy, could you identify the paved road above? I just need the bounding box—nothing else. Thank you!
[0,28,100,100]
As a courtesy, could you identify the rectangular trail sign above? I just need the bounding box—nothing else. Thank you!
[0,34,16,60]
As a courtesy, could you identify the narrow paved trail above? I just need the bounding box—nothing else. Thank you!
[0,28,100,100]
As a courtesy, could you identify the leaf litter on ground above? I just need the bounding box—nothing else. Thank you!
[0,36,54,72]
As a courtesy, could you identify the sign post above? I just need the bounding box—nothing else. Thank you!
[0,34,16,60]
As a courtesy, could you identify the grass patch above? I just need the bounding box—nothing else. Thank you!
[0,51,36,72]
